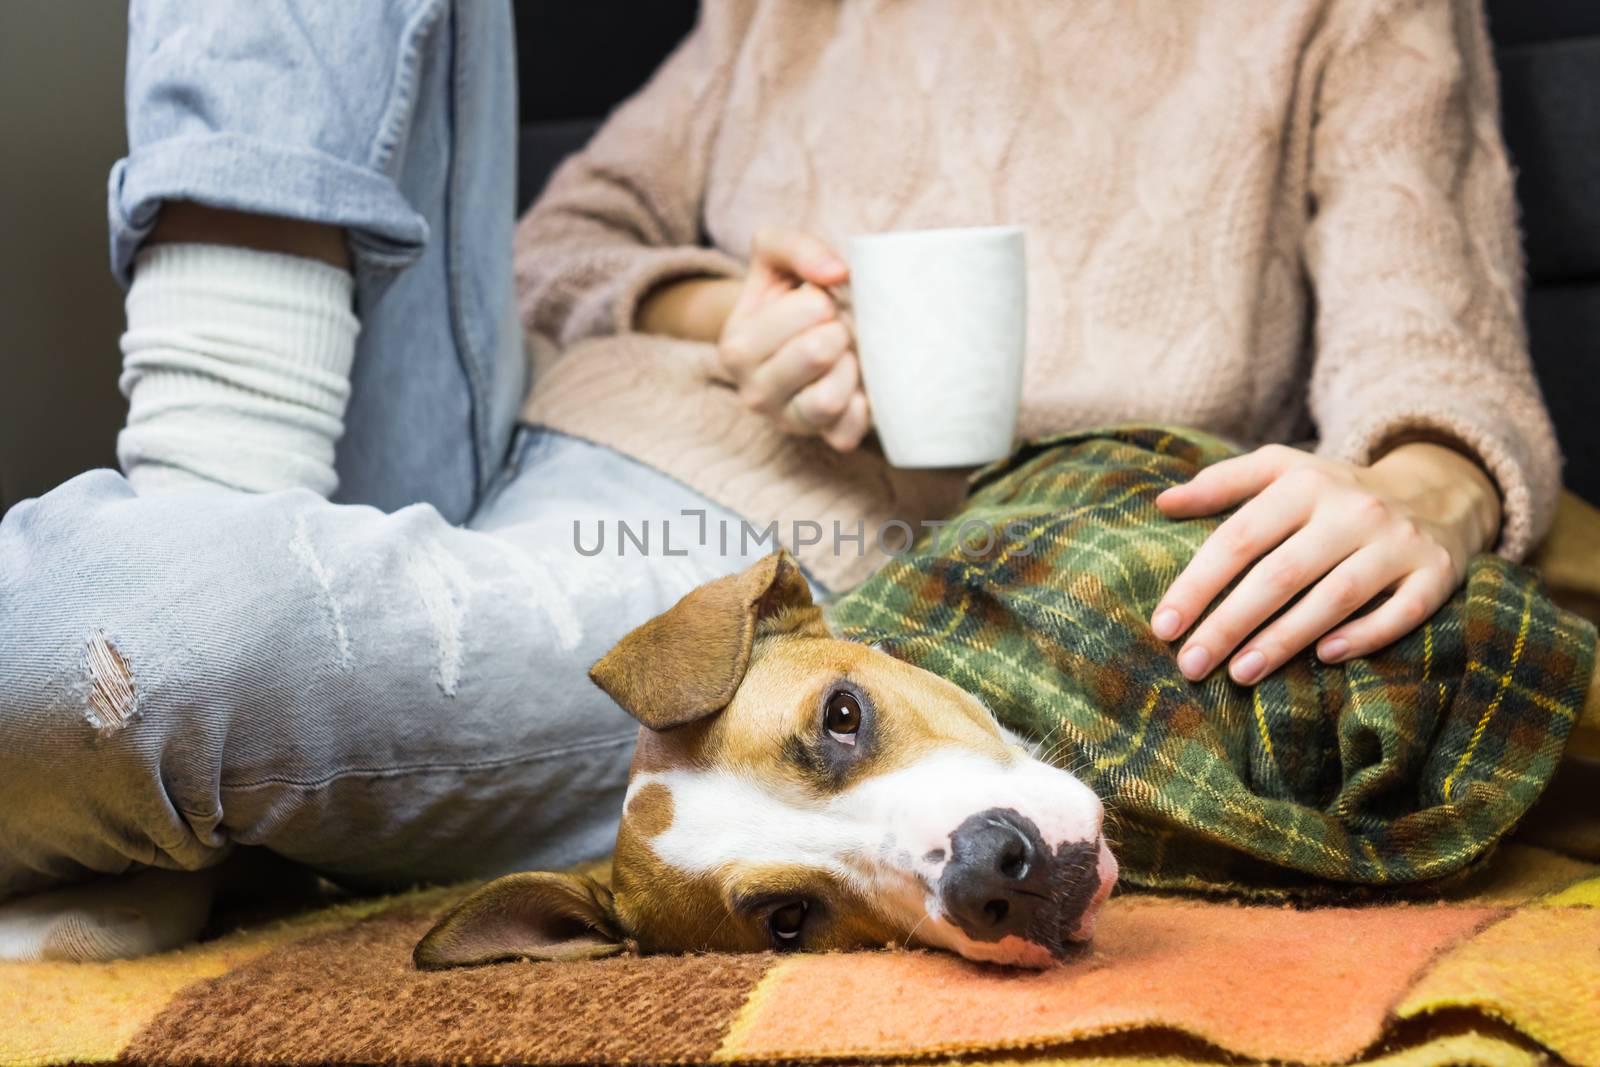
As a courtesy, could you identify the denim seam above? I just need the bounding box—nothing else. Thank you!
[367,0,449,175]
[444,1,491,500]
[217,729,639,793]
[479,426,535,502]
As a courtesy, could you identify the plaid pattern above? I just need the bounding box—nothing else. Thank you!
[829,426,1596,892]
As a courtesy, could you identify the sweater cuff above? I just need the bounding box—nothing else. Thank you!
[606,246,746,336]
[1317,399,1560,563]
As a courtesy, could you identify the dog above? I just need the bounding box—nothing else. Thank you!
[414,551,1116,971]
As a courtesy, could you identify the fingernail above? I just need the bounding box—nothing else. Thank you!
[1231,650,1267,685]
[1151,608,1181,640]
[1178,645,1211,680]
[1320,638,1350,663]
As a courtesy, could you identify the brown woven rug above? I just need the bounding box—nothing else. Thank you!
[4,842,1596,1067]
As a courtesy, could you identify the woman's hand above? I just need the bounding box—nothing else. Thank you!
[1149,441,1502,685]
[636,227,869,451]
[713,227,870,452]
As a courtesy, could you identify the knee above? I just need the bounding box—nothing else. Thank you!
[0,471,287,722]
[1,469,135,552]
[0,471,136,704]
[1,470,170,646]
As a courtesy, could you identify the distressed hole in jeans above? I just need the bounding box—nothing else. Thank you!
[84,630,139,734]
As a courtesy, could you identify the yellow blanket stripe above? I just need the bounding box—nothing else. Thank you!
[0,886,458,1067]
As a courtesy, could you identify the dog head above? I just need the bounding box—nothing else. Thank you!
[414,552,1115,970]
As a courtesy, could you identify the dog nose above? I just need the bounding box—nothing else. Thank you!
[940,808,1051,939]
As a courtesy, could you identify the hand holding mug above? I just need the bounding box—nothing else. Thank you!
[715,228,871,452]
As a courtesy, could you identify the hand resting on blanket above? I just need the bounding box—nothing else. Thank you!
[1152,440,1502,686]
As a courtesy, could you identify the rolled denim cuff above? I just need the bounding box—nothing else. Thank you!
[108,132,430,288]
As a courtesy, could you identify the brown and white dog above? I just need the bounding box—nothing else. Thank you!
[414,551,1117,971]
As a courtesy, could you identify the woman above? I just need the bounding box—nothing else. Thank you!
[0,0,1556,961]
[515,0,1556,688]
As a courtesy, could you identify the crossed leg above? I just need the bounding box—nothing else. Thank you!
[0,429,761,958]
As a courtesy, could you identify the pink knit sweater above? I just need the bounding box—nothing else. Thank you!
[515,0,1560,591]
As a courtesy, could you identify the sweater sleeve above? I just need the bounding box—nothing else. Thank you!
[513,1,752,347]
[1304,0,1561,560]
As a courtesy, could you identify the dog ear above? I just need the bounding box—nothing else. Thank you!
[412,872,627,969]
[589,550,823,730]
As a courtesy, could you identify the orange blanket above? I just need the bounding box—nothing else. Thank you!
[3,841,1595,1067]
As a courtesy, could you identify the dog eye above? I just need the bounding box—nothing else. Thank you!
[823,689,861,744]
[768,900,808,947]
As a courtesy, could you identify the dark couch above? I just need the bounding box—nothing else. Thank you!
[511,0,1599,506]
[1489,2,1600,506]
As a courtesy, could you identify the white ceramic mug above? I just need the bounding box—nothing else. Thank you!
[847,225,1026,468]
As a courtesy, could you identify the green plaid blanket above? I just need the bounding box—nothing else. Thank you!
[828,427,1596,894]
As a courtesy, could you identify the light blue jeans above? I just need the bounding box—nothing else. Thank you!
[0,0,758,899]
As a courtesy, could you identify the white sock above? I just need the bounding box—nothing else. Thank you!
[117,242,360,496]
[0,867,219,962]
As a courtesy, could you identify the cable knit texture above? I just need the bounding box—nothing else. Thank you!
[119,243,359,497]
[515,0,1560,590]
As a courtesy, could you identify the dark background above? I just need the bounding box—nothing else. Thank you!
[2,0,1594,514]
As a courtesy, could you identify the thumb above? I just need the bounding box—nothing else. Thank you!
[751,227,849,288]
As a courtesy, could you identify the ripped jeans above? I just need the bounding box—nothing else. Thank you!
[0,0,761,900]
[0,432,762,900]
